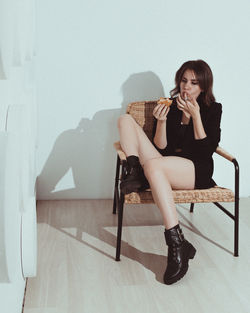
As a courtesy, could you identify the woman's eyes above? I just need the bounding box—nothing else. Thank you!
[181,80,198,85]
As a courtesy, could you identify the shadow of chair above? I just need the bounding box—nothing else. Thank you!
[112,100,239,261]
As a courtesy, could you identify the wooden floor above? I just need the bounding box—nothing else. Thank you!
[23,198,250,313]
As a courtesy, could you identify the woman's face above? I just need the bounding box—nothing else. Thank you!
[179,69,202,100]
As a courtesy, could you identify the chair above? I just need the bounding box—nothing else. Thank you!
[112,100,239,261]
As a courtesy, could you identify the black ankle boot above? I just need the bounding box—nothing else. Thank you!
[164,224,196,285]
[120,156,149,194]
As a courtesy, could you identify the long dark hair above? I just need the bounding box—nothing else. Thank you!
[170,59,215,106]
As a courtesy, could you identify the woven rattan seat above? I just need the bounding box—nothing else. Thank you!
[112,100,240,260]
[124,187,235,204]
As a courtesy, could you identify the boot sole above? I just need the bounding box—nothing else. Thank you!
[120,181,142,194]
[164,244,196,285]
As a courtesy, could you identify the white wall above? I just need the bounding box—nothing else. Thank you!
[36,0,250,199]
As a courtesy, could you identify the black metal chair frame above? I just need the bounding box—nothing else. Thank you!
[112,154,239,261]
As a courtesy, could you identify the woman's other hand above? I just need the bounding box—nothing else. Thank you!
[177,93,190,118]
[153,103,170,121]
[185,95,200,120]
[177,93,200,119]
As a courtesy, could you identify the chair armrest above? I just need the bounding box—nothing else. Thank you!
[114,141,127,162]
[215,146,236,162]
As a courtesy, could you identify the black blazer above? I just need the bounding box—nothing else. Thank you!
[153,99,222,163]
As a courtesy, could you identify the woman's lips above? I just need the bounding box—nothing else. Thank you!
[182,91,194,101]
[181,92,188,100]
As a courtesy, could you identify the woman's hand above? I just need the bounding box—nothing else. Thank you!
[176,93,190,118]
[177,93,200,119]
[153,103,170,121]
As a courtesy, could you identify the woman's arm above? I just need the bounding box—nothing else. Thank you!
[153,120,167,149]
[193,102,222,156]
[177,94,222,157]
[192,113,207,140]
[152,103,170,149]
[192,102,222,157]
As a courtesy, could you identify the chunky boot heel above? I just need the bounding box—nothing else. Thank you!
[188,245,196,259]
[164,224,196,285]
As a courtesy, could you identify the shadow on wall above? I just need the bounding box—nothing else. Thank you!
[37,71,165,199]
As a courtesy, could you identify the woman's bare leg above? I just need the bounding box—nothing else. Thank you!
[117,114,162,164]
[143,156,195,229]
[118,113,195,229]
[118,114,196,284]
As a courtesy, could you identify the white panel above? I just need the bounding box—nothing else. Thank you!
[0,0,14,78]
[0,135,10,281]
[0,280,25,313]
[0,132,22,282]
[21,197,37,277]
[0,49,7,79]
[12,0,36,67]
[0,0,37,311]
[0,82,10,130]
[7,104,37,277]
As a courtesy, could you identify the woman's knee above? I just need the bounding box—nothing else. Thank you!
[117,114,134,129]
[143,158,164,178]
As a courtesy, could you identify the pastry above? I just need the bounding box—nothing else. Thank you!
[157,97,173,107]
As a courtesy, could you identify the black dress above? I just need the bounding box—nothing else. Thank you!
[152,98,222,189]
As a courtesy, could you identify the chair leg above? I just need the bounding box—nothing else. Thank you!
[234,194,239,257]
[233,158,240,257]
[190,203,194,213]
[116,192,125,261]
[112,156,121,215]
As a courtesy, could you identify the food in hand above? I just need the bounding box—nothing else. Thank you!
[157,97,173,107]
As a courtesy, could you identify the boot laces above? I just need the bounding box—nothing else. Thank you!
[168,243,179,263]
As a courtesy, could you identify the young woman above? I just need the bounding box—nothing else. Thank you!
[117,59,222,285]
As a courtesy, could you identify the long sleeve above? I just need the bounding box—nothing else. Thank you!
[152,118,168,154]
[152,115,181,156]
[192,102,222,159]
